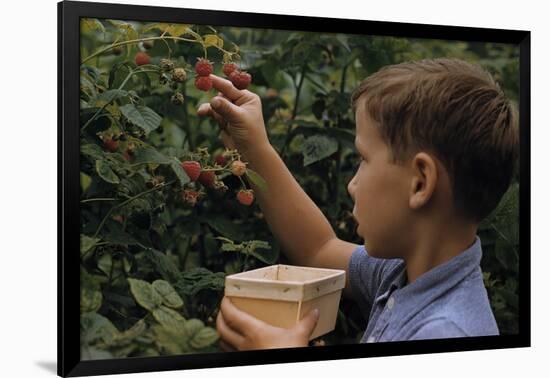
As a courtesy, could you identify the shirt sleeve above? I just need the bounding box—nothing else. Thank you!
[347,244,402,320]
[409,317,469,340]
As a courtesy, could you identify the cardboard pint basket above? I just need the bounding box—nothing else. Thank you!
[224,264,346,340]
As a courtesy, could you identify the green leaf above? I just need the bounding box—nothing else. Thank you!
[81,312,120,345]
[80,286,102,314]
[131,146,171,165]
[202,215,245,241]
[81,18,105,34]
[203,34,224,48]
[246,240,277,264]
[81,234,101,256]
[245,168,268,193]
[119,104,162,134]
[127,278,162,311]
[152,306,187,332]
[81,143,105,161]
[97,253,113,276]
[189,326,219,349]
[143,249,181,283]
[98,89,128,103]
[302,134,339,166]
[174,267,226,297]
[152,280,184,309]
[143,23,191,37]
[80,172,92,193]
[96,160,120,184]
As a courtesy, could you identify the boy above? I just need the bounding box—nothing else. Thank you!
[197,58,519,351]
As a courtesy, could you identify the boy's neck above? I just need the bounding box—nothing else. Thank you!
[403,225,478,285]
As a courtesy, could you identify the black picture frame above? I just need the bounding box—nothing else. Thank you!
[58,0,531,376]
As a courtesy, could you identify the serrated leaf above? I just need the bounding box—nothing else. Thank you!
[152,306,187,332]
[143,249,181,283]
[97,253,113,276]
[81,18,105,34]
[98,89,128,104]
[127,278,162,311]
[246,240,277,264]
[183,318,204,338]
[81,143,105,161]
[152,280,184,309]
[80,286,102,314]
[119,104,162,134]
[203,34,223,48]
[245,168,268,193]
[131,146,171,165]
[143,23,191,37]
[80,172,92,193]
[81,234,101,256]
[202,215,245,241]
[302,134,339,166]
[96,160,120,184]
[189,326,219,350]
[81,312,120,345]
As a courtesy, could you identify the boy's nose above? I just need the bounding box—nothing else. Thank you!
[347,175,357,201]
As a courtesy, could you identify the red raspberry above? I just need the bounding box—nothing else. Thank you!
[180,160,202,181]
[236,189,254,206]
[214,154,227,166]
[134,51,151,66]
[195,76,213,91]
[198,170,216,188]
[229,70,252,90]
[230,160,247,176]
[103,138,119,152]
[181,189,200,207]
[223,62,238,77]
[195,58,213,76]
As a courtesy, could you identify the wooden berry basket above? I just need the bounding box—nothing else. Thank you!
[224,264,346,340]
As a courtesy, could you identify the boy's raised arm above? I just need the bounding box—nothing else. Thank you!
[197,74,357,299]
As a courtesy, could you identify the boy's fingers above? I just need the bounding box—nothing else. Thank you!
[210,96,243,123]
[209,74,243,101]
[296,308,320,336]
[216,310,245,350]
[219,339,237,352]
[197,103,229,130]
[220,296,263,336]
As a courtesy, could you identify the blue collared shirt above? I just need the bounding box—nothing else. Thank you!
[348,235,499,342]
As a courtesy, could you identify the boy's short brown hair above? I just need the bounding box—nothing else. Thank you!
[351,57,519,223]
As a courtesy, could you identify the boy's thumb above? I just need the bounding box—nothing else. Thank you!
[299,308,320,335]
[210,97,240,123]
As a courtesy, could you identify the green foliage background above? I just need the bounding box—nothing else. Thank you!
[79,18,520,359]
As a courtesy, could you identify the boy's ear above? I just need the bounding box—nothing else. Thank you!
[408,152,437,210]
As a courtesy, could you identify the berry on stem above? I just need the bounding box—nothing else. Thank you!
[195,76,213,91]
[236,189,254,206]
[134,51,151,66]
[229,70,252,90]
[171,92,185,105]
[181,160,202,181]
[103,138,119,152]
[198,170,216,188]
[172,67,187,82]
[230,160,247,176]
[181,189,200,207]
[223,62,238,77]
[195,58,213,76]
[214,154,227,166]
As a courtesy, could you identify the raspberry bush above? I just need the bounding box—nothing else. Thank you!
[79,18,520,359]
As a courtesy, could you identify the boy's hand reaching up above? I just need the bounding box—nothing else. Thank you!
[197,74,271,160]
[216,296,320,351]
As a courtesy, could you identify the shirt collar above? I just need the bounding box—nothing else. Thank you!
[389,235,483,304]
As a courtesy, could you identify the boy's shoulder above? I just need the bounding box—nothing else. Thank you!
[349,236,500,342]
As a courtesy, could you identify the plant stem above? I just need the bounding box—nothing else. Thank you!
[280,64,308,158]
[93,179,177,239]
